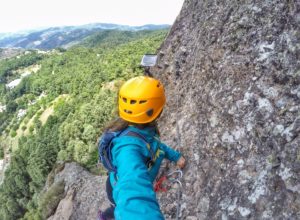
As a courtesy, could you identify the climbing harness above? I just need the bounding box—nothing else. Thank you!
[154,170,183,220]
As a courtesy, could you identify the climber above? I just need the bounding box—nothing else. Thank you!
[98,76,186,220]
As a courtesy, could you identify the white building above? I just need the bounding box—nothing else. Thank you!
[6,78,22,89]
[0,104,6,113]
[17,109,27,119]
[5,71,32,89]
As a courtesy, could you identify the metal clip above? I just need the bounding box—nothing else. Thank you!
[167,169,183,188]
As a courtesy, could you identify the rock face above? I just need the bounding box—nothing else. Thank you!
[45,1,300,219]
[46,163,109,220]
[153,0,300,219]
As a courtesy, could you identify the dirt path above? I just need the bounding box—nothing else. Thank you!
[40,106,54,125]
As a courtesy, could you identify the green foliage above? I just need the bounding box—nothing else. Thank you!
[0,51,43,83]
[0,29,167,219]
[0,153,31,219]
[10,130,17,137]
[58,90,116,165]
[29,125,34,133]
[23,118,29,124]
[22,209,43,220]
[0,146,4,159]
[39,180,65,218]
[0,112,12,134]
[80,29,168,49]
[6,101,18,113]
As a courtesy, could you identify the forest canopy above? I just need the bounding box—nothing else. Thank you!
[0,29,167,219]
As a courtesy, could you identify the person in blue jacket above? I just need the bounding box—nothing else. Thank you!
[98,76,186,220]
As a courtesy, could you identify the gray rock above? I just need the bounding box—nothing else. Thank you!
[153,0,300,219]
[46,163,109,220]
[46,1,300,219]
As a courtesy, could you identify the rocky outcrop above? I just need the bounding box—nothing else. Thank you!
[154,0,300,219]
[46,163,109,220]
[44,1,300,219]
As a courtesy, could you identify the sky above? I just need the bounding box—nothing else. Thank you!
[0,0,185,33]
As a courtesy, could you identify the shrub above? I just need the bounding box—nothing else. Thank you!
[0,147,4,159]
[39,180,65,218]
[10,130,17,137]
[29,125,34,133]
[23,118,29,124]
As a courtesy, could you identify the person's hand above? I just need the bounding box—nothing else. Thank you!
[176,156,186,169]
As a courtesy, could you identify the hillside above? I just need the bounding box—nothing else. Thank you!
[0,29,168,219]
[0,23,170,49]
[79,30,167,48]
[0,48,23,60]
[1,0,299,219]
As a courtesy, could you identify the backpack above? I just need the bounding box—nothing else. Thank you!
[98,128,157,173]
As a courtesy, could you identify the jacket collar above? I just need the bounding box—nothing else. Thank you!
[128,125,157,139]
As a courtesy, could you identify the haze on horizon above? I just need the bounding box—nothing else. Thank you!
[0,0,184,34]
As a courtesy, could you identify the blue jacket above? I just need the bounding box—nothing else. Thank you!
[109,125,181,220]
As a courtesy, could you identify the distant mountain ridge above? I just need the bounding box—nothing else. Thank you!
[0,23,170,49]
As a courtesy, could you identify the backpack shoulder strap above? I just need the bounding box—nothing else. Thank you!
[124,131,147,142]
[122,131,151,149]
[121,131,157,168]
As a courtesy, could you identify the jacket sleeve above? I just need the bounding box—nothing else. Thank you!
[159,142,181,162]
[112,139,164,220]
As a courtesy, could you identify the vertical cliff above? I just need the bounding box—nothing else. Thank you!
[154,0,300,219]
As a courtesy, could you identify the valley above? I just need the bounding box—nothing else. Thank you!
[0,28,168,219]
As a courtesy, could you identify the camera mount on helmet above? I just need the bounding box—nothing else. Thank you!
[140,54,157,77]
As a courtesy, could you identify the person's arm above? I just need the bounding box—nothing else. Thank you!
[112,140,164,220]
[159,142,181,162]
[159,142,186,168]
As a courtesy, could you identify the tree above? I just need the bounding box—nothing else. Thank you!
[0,146,4,159]
[0,29,167,219]
[6,101,18,113]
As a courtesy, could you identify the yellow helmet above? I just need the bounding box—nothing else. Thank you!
[119,76,166,124]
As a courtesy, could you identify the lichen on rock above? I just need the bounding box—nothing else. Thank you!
[153,0,300,219]
[44,1,300,219]
[46,163,109,220]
